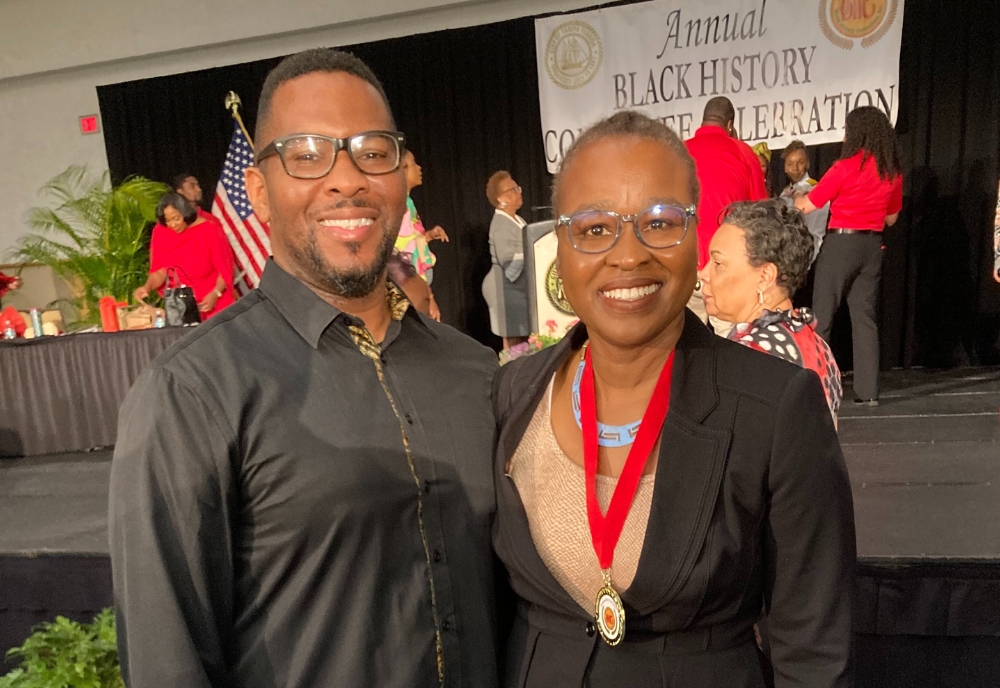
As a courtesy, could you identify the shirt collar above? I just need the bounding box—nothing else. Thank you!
[494,208,527,228]
[257,258,431,349]
[693,125,732,140]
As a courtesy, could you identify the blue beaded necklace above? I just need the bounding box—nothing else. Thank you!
[571,356,642,448]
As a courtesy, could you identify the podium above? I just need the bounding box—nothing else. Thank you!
[523,220,577,337]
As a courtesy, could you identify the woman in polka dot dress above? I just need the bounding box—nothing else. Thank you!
[700,200,843,421]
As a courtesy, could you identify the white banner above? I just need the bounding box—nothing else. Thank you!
[536,0,904,172]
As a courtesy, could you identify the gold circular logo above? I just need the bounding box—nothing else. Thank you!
[830,0,887,38]
[545,261,574,315]
[545,21,603,90]
[820,0,897,49]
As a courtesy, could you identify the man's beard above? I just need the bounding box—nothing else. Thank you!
[296,217,397,299]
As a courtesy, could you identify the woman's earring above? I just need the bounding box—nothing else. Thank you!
[695,278,702,291]
[758,289,765,305]
[500,202,507,209]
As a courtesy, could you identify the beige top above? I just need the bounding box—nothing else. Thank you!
[507,380,655,612]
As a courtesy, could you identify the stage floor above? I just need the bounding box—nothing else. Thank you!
[0,449,111,555]
[3,366,998,562]
[839,367,1000,563]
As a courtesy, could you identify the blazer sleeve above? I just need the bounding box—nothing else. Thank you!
[764,368,856,688]
[490,215,525,283]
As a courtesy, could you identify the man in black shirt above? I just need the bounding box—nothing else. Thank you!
[109,49,500,688]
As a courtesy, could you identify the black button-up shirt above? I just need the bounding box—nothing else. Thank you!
[109,259,500,688]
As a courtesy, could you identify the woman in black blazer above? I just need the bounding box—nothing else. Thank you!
[492,111,855,688]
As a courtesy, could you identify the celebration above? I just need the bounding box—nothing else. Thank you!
[1,0,999,686]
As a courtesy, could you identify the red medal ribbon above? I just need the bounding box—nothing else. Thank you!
[580,345,674,570]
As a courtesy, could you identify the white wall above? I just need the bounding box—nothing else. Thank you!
[0,0,596,265]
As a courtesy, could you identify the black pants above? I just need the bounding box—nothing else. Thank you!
[813,232,883,400]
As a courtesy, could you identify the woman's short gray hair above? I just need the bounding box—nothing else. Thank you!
[722,200,814,296]
[551,110,699,209]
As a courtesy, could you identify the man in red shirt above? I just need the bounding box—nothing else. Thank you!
[685,97,767,332]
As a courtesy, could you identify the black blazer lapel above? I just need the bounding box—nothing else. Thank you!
[624,312,733,615]
[495,313,732,618]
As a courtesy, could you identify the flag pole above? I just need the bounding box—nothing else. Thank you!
[225,91,254,148]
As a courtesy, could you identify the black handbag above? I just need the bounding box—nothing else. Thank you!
[163,267,201,326]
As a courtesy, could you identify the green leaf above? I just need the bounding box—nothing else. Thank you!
[0,610,124,687]
[9,165,169,323]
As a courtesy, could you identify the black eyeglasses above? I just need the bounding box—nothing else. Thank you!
[556,203,697,254]
[254,131,406,178]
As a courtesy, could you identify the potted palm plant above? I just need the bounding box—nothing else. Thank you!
[11,165,168,327]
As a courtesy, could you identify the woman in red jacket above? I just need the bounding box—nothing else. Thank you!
[796,106,903,406]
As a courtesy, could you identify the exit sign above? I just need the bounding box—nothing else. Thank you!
[79,115,100,135]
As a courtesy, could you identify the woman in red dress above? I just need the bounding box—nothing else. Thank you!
[134,193,235,319]
[795,106,903,405]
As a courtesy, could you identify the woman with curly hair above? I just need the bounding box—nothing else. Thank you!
[700,200,843,420]
[796,106,903,406]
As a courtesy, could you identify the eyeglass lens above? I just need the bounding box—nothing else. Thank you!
[280,133,400,178]
[566,205,689,252]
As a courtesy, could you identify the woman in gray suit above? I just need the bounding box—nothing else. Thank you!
[483,171,531,348]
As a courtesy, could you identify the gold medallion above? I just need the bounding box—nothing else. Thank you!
[594,571,625,646]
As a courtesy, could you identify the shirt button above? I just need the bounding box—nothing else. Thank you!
[585,621,596,637]
[442,620,451,632]
[380,354,388,365]
[433,550,442,563]
[405,413,414,425]
[424,480,431,493]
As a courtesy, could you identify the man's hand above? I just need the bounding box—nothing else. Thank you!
[10,277,22,290]
[134,285,151,302]
[425,226,449,243]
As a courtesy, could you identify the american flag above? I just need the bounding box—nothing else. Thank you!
[212,122,271,294]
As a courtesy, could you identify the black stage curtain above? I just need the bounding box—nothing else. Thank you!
[98,0,1000,365]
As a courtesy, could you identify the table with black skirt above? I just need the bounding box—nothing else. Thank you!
[0,328,189,457]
